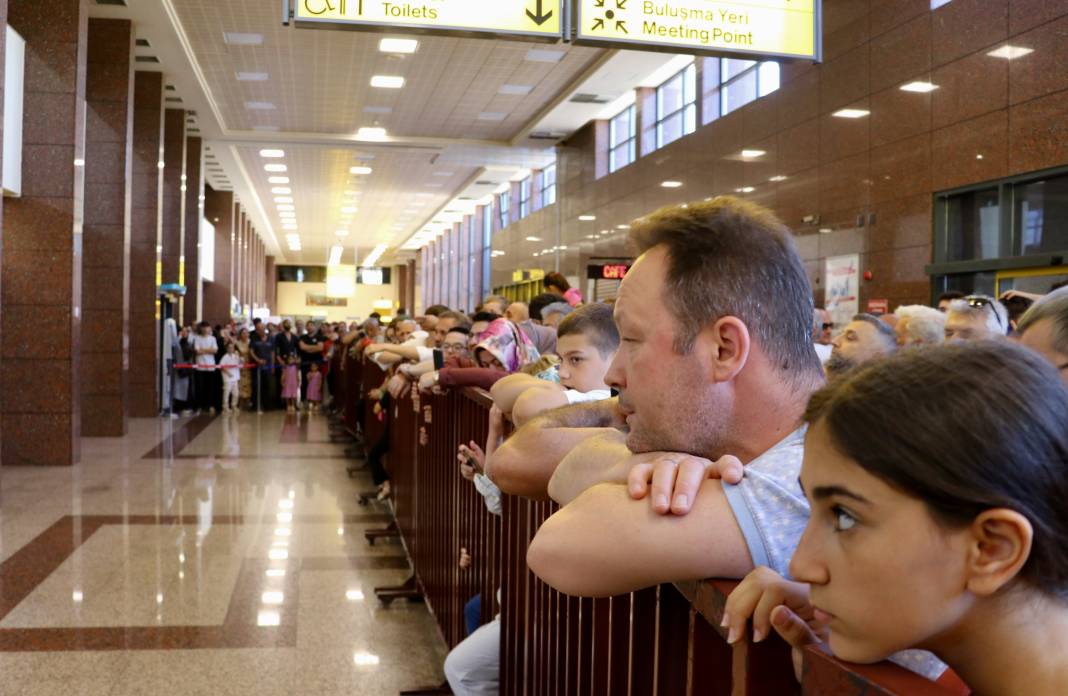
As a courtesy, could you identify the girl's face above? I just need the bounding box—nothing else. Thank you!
[476,349,504,371]
[790,421,976,664]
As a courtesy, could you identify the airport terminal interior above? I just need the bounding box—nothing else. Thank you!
[0,0,1067,694]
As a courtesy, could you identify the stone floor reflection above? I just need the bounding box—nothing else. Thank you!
[0,412,447,696]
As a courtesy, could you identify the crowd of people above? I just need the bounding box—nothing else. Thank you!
[171,318,359,415]
[334,195,1067,695]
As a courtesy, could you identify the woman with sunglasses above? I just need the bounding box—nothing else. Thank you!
[725,342,1068,694]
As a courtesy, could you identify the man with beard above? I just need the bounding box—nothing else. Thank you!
[824,313,898,378]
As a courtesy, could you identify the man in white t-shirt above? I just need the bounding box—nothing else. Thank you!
[192,322,219,415]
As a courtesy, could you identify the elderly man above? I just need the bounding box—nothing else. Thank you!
[824,313,898,377]
[489,197,825,596]
[893,305,946,347]
[944,295,1009,342]
[1016,289,1068,385]
[505,302,530,324]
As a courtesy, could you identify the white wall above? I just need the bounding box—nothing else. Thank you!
[275,281,398,322]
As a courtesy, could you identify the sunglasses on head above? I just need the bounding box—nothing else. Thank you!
[821,322,834,331]
[964,296,1004,329]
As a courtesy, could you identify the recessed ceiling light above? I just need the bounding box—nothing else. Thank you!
[370,75,405,89]
[350,166,373,175]
[525,49,565,63]
[363,106,393,114]
[525,236,542,242]
[769,175,788,182]
[265,164,287,172]
[276,204,295,211]
[499,84,533,96]
[987,45,1034,60]
[260,149,285,158]
[236,72,269,82]
[478,112,507,121]
[274,197,293,204]
[268,176,290,184]
[432,171,455,177]
[253,125,280,132]
[341,206,358,214]
[616,224,630,229]
[223,32,263,46]
[271,187,291,195]
[282,224,298,230]
[578,215,596,221]
[900,81,939,93]
[335,229,349,237]
[379,38,418,53]
[735,186,756,193]
[246,101,276,110]
[661,181,683,188]
[832,108,870,118]
[741,149,766,158]
[355,127,387,141]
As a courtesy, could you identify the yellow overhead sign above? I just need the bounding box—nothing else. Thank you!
[575,0,819,60]
[294,0,562,41]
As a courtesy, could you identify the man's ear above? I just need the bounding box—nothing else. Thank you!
[695,316,750,383]
[964,509,1033,597]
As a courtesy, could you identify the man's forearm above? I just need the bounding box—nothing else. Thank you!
[536,397,622,429]
[491,374,559,415]
[512,388,569,428]
[547,430,631,505]
[488,424,614,500]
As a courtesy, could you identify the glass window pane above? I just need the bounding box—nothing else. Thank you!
[723,58,757,81]
[684,103,696,136]
[658,73,684,118]
[703,88,721,125]
[658,112,683,148]
[684,63,697,102]
[758,61,781,96]
[945,187,1001,261]
[1014,174,1068,255]
[723,70,758,115]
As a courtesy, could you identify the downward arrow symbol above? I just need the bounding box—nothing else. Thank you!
[526,0,553,25]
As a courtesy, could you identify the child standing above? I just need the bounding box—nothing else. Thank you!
[305,362,323,413]
[219,342,242,413]
[281,354,301,413]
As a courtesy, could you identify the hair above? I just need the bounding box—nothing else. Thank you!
[948,295,1008,335]
[425,304,450,317]
[544,271,571,293]
[894,305,946,345]
[529,293,563,321]
[369,312,381,320]
[1052,279,1068,292]
[1016,288,1068,355]
[1002,295,1035,324]
[472,311,501,323]
[852,313,898,350]
[804,342,1068,601]
[556,302,621,358]
[480,295,508,311]
[937,290,966,304]
[445,325,471,337]
[541,301,573,320]
[629,196,821,380]
[438,310,472,330]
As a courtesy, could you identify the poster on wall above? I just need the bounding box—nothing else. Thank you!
[306,293,348,308]
[824,254,860,329]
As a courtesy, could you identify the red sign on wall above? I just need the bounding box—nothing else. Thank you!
[867,299,890,315]
[588,263,631,280]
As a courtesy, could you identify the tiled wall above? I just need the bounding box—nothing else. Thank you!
[490,0,1068,310]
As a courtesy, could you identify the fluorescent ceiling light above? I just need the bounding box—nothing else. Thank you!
[341,206,358,214]
[370,75,405,89]
[525,236,542,242]
[735,186,756,193]
[274,197,293,203]
[432,171,454,177]
[478,112,507,121]
[741,149,766,158]
[355,127,387,141]
[379,38,418,53]
[900,81,938,93]
[350,166,373,175]
[271,187,291,194]
[769,175,788,182]
[832,108,870,118]
[987,45,1033,60]
[260,149,285,158]
[279,212,296,218]
[616,224,630,229]
[336,229,349,237]
[578,215,596,221]
[363,106,393,114]
[525,49,564,63]
[268,176,290,184]
[499,84,533,96]
[236,72,269,82]
[264,164,287,172]
[363,244,388,268]
[246,101,276,110]
[276,204,294,211]
[223,32,263,45]
[328,245,343,266]
[661,181,683,188]
[282,224,298,230]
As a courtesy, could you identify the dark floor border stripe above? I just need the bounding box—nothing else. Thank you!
[140,415,216,460]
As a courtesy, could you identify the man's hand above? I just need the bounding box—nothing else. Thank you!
[418,371,439,393]
[628,453,744,515]
[458,441,485,481]
[487,405,507,438]
[368,388,383,401]
[459,547,471,570]
[387,374,410,399]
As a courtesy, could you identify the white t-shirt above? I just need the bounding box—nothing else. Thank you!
[814,343,833,364]
[219,353,241,384]
[193,335,218,369]
[564,388,612,405]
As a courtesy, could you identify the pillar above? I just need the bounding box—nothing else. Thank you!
[182,136,201,326]
[265,256,276,312]
[202,186,233,322]
[81,17,133,437]
[129,71,164,417]
[0,0,9,464]
[160,108,185,289]
[1,0,88,465]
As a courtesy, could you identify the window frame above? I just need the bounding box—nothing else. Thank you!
[655,63,697,150]
[518,177,532,218]
[703,58,781,124]
[540,164,557,207]
[498,190,510,229]
[608,104,637,173]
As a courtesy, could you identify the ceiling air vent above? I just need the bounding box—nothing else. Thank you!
[95,0,127,5]
[475,180,496,186]
[135,39,150,47]
[135,56,160,64]
[569,93,609,104]
[529,131,565,140]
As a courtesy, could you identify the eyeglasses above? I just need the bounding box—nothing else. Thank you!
[442,343,467,353]
[964,296,1004,329]
[821,323,834,331]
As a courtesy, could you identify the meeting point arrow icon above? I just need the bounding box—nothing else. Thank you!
[526,0,553,25]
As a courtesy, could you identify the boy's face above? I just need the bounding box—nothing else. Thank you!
[556,333,615,393]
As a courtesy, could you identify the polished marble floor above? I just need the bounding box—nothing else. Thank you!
[0,412,448,695]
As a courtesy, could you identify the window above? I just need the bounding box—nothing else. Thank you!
[1015,173,1068,255]
[540,164,557,206]
[945,187,1001,261]
[518,177,531,218]
[655,63,697,149]
[498,191,510,229]
[703,58,781,125]
[609,105,637,172]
